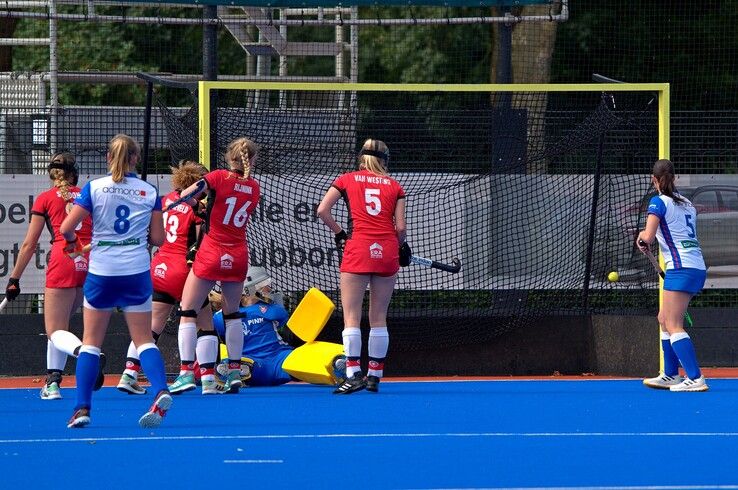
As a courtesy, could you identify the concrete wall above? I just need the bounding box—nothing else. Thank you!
[0,310,731,378]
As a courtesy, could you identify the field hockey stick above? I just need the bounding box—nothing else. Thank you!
[0,298,7,313]
[164,180,206,211]
[410,255,461,274]
[638,240,694,327]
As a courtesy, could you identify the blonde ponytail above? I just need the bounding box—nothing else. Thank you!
[108,134,141,183]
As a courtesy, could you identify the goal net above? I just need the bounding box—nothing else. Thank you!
[155,82,667,350]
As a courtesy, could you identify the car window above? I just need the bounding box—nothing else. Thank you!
[721,190,738,211]
[692,190,720,213]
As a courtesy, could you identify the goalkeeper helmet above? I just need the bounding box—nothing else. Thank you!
[243,267,273,301]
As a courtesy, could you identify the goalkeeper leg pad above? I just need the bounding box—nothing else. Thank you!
[282,341,345,385]
[286,288,335,343]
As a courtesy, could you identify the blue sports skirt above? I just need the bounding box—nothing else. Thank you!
[84,271,153,309]
[663,267,706,295]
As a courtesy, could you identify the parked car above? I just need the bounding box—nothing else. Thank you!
[588,184,738,279]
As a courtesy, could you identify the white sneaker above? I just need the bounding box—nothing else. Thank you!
[40,381,62,400]
[670,375,709,392]
[643,373,684,390]
[117,373,147,395]
[201,378,220,395]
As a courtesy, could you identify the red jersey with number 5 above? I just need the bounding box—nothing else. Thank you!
[332,170,405,240]
[159,190,202,256]
[202,169,260,245]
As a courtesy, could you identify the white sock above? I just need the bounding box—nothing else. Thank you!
[126,340,138,360]
[196,334,219,381]
[50,330,83,358]
[178,322,197,371]
[46,340,68,372]
[342,327,362,377]
[368,327,389,378]
[225,318,244,361]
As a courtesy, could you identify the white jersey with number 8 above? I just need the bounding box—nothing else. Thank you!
[75,173,160,276]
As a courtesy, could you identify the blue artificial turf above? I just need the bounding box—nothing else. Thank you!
[2,379,738,489]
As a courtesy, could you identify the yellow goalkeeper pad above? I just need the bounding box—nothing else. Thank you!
[287,287,335,343]
[282,341,345,385]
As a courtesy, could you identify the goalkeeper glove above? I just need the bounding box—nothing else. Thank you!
[5,278,20,301]
[399,242,412,267]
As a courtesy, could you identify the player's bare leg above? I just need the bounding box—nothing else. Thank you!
[334,272,371,394]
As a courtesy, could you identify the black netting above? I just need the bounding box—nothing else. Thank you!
[157,86,662,350]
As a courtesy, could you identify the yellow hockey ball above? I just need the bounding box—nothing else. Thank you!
[607,271,620,282]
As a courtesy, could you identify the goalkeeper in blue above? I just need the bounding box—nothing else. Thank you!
[637,158,708,392]
[209,267,346,390]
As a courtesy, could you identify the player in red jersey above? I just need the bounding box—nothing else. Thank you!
[116,161,213,395]
[4,152,104,400]
[176,137,261,394]
[317,139,408,394]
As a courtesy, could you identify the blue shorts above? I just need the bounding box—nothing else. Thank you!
[663,267,706,295]
[84,271,153,309]
[249,350,293,386]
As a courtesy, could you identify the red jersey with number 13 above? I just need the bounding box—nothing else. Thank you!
[202,169,260,244]
[159,190,202,256]
[332,169,405,240]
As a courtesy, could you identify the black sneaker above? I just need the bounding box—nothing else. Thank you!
[94,352,107,391]
[333,372,366,395]
[366,375,380,393]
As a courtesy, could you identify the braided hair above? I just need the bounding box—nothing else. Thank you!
[225,137,259,178]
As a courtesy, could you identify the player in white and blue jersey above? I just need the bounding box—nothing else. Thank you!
[637,158,708,392]
[60,134,173,428]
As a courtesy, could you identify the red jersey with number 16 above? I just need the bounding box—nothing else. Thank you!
[202,169,260,244]
[332,170,405,240]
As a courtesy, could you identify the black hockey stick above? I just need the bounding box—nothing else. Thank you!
[638,239,694,327]
[410,255,461,274]
[164,179,206,211]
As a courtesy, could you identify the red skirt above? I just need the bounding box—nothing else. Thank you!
[45,245,88,288]
[340,236,399,277]
[151,252,189,301]
[192,233,248,282]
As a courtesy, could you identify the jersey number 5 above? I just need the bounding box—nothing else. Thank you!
[223,196,252,227]
[365,188,381,216]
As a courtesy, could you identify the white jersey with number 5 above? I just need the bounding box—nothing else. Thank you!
[75,172,160,276]
[647,193,706,271]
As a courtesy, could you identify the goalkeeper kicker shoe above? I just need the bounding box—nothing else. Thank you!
[643,373,684,390]
[169,372,196,394]
[333,372,366,395]
[670,375,709,392]
[138,390,173,428]
[117,373,147,395]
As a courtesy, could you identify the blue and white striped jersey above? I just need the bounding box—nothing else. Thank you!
[75,173,160,276]
[648,193,706,270]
